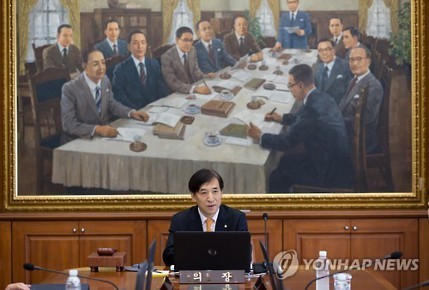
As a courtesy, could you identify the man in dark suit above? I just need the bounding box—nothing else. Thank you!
[329,17,347,58]
[61,50,149,144]
[314,39,351,104]
[94,19,128,59]
[247,64,352,192]
[162,168,248,266]
[194,20,236,73]
[339,47,383,153]
[112,31,169,110]
[223,15,263,62]
[342,26,367,60]
[43,24,83,76]
[161,26,214,94]
[273,0,312,50]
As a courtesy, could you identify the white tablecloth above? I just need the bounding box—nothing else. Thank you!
[52,49,318,193]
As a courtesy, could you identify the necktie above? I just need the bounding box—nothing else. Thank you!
[113,44,118,55]
[183,54,194,83]
[208,43,215,64]
[62,48,68,65]
[291,13,295,23]
[95,86,101,114]
[205,218,214,232]
[345,77,358,97]
[239,37,245,55]
[321,66,329,91]
[139,62,146,86]
[335,37,339,45]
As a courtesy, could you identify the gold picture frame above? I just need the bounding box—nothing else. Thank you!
[1,0,427,212]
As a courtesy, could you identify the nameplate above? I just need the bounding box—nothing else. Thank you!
[187,284,239,290]
[180,270,245,284]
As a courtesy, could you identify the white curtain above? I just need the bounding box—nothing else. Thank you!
[256,0,277,37]
[365,0,392,38]
[167,0,194,43]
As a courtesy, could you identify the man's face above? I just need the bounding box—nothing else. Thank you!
[176,32,194,53]
[342,30,358,49]
[191,178,223,218]
[318,41,335,64]
[234,17,248,36]
[287,0,299,12]
[349,47,370,76]
[329,18,343,37]
[287,74,305,101]
[84,51,106,83]
[198,21,214,42]
[104,22,120,42]
[57,27,73,47]
[128,32,147,60]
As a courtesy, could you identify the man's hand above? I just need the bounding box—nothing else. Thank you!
[264,112,282,123]
[95,125,119,138]
[194,85,211,95]
[250,52,263,62]
[205,73,216,78]
[131,110,149,122]
[272,42,282,52]
[296,29,305,36]
[247,122,262,141]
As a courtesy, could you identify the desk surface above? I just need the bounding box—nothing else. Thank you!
[40,268,396,290]
[52,49,317,193]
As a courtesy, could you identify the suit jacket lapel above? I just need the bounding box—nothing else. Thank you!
[79,74,101,117]
[325,59,340,90]
[215,206,230,231]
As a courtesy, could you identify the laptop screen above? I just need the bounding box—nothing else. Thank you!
[174,231,251,272]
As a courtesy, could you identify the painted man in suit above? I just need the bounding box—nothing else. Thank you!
[43,24,83,76]
[273,0,312,50]
[162,168,248,266]
[94,19,128,59]
[329,17,347,58]
[223,15,263,62]
[161,26,215,94]
[339,47,383,153]
[112,31,169,109]
[314,39,351,104]
[194,20,236,73]
[247,64,352,192]
[343,26,367,60]
[61,50,148,144]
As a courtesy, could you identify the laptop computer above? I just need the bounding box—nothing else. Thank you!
[174,231,251,273]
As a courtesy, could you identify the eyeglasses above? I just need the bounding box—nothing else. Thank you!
[179,38,194,43]
[287,82,298,88]
[349,57,368,63]
[318,47,333,53]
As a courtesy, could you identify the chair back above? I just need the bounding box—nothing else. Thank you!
[29,67,70,152]
[152,44,175,64]
[351,85,369,192]
[105,54,128,81]
[32,43,51,73]
[376,63,393,161]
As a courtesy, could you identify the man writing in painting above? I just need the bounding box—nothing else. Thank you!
[61,50,148,144]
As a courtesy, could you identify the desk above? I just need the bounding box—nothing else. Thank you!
[40,268,396,290]
[52,49,318,193]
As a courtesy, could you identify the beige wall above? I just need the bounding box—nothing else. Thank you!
[80,0,358,13]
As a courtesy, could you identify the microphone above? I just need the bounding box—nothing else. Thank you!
[262,213,269,250]
[253,213,270,274]
[402,280,429,290]
[304,251,403,290]
[23,263,119,290]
